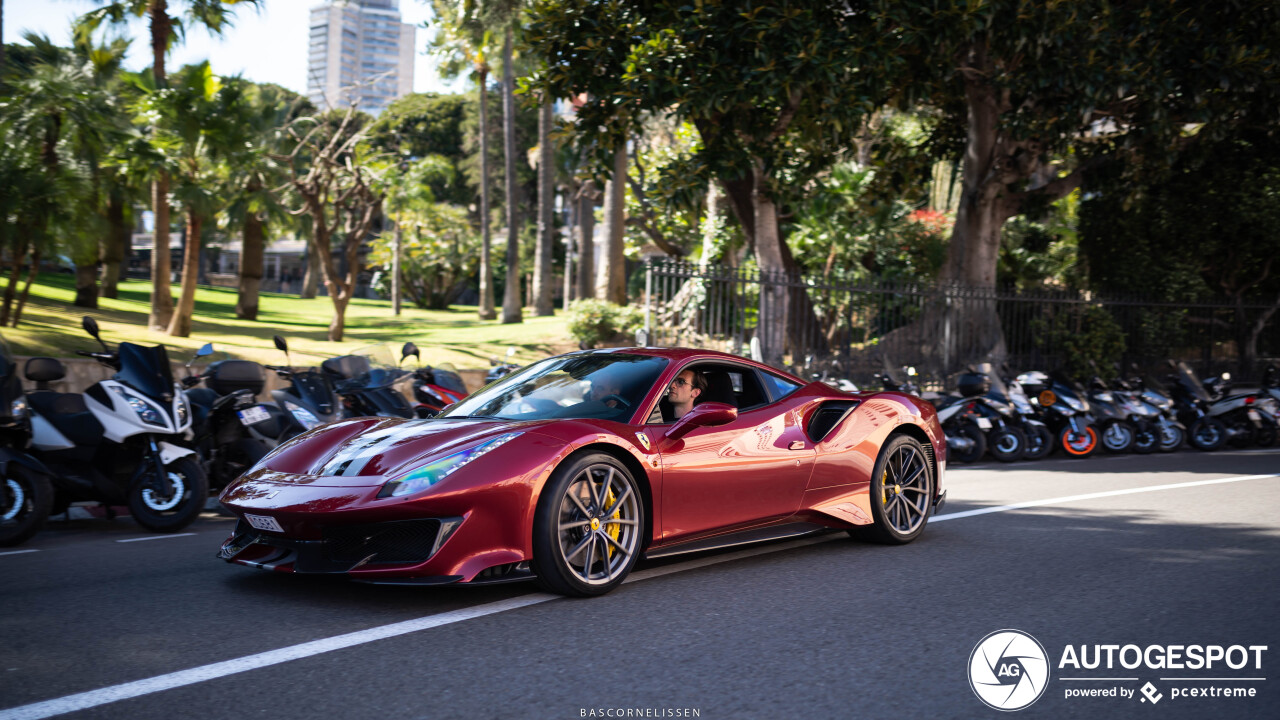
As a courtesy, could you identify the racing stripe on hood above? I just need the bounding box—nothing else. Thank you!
[318,420,434,476]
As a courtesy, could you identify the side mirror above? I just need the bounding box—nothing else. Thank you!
[82,316,108,351]
[401,342,419,360]
[664,402,737,441]
[273,335,288,353]
[506,347,516,358]
[196,343,214,357]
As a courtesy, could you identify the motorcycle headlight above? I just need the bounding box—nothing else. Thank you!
[283,401,320,429]
[175,390,189,425]
[10,398,27,418]
[1064,395,1087,412]
[379,432,521,498]
[109,385,165,426]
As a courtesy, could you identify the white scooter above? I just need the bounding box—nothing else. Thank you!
[23,317,209,532]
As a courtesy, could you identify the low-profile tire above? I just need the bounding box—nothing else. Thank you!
[532,452,644,597]
[850,435,934,545]
[1100,420,1135,454]
[947,422,986,464]
[129,455,209,533]
[1022,424,1053,461]
[0,468,53,547]
[1188,417,1227,451]
[1058,425,1099,457]
[989,427,1027,463]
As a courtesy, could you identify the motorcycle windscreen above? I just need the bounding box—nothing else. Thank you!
[433,364,468,396]
[116,343,174,398]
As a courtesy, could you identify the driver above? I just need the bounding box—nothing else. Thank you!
[667,368,706,419]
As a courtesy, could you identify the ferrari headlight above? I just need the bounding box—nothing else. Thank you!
[284,401,320,429]
[109,385,165,426]
[379,432,522,498]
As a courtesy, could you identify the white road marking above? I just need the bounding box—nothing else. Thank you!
[115,533,197,544]
[3,471,1277,720]
[0,549,38,557]
[932,473,1279,522]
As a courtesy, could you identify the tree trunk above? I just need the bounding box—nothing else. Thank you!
[100,190,127,299]
[500,29,523,324]
[576,181,596,301]
[235,211,265,320]
[167,209,201,337]
[392,220,402,315]
[597,143,627,304]
[752,162,788,368]
[74,265,99,308]
[11,250,41,328]
[148,172,174,330]
[301,239,320,298]
[533,98,555,316]
[328,293,349,342]
[477,70,496,321]
[1,237,29,326]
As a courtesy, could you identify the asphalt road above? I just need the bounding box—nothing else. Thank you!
[2,449,1278,720]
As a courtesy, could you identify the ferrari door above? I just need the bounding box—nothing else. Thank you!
[658,369,815,543]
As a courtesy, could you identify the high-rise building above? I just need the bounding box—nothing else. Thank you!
[307,0,416,116]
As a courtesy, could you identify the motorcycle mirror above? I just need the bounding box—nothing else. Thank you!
[401,342,419,361]
[196,343,214,357]
[489,356,499,366]
[506,347,516,358]
[82,316,108,351]
[273,335,288,353]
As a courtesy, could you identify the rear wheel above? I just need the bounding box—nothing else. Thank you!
[1058,425,1099,457]
[532,453,643,597]
[989,427,1027,463]
[1157,422,1185,452]
[1188,417,1227,451]
[850,435,934,544]
[1254,418,1278,448]
[0,468,52,547]
[129,455,209,533]
[947,422,986,464]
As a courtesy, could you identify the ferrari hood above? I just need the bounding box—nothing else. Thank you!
[260,416,549,484]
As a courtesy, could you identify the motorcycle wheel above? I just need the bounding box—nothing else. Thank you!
[1022,424,1053,461]
[0,468,53,547]
[947,422,987,464]
[1254,418,1278,448]
[989,428,1027,463]
[1131,421,1158,454]
[129,456,209,533]
[1101,420,1135,454]
[1188,417,1227,451]
[1157,422,1185,453]
[1058,425,1099,457]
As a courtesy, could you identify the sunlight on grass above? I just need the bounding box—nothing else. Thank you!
[3,275,575,369]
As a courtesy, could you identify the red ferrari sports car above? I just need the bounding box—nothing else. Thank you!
[217,348,947,596]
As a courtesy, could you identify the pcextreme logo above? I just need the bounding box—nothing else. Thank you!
[968,629,1051,711]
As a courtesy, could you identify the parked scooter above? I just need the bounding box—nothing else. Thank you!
[183,348,292,492]
[0,334,53,546]
[1084,374,1138,454]
[321,343,415,419]
[1017,370,1101,457]
[1126,368,1187,452]
[1163,362,1228,451]
[265,335,341,437]
[880,364,988,463]
[1200,368,1279,448]
[401,342,469,417]
[23,317,209,532]
[984,363,1053,460]
[949,367,1029,463]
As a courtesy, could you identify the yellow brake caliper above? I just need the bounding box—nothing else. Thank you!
[602,485,621,558]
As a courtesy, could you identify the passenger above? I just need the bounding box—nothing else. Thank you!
[667,368,706,419]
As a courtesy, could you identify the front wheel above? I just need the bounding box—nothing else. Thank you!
[129,455,209,533]
[0,467,53,547]
[1022,424,1053,461]
[1188,417,1227,451]
[532,453,644,597]
[1058,425,1099,457]
[1100,420,1135,454]
[1157,422,1185,452]
[989,427,1027,463]
[1131,421,1158,454]
[850,435,934,544]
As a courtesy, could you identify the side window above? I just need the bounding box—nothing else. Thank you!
[760,371,802,402]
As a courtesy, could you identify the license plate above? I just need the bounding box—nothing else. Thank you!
[244,513,283,533]
[238,405,271,426]
[975,417,992,430]
[1247,409,1261,422]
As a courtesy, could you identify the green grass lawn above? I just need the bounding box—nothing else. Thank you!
[2,274,573,369]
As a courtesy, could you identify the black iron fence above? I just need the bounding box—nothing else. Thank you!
[643,259,1280,388]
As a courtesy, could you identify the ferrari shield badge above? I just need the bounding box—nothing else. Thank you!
[636,432,652,451]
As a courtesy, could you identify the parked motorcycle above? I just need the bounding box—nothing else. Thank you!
[265,335,341,437]
[184,348,292,492]
[984,363,1053,461]
[880,364,988,463]
[321,343,416,419]
[1126,368,1187,452]
[401,342,469,418]
[23,317,209,532]
[1018,370,1101,457]
[1163,362,1229,451]
[0,333,53,546]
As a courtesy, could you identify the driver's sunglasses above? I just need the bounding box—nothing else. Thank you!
[670,377,690,388]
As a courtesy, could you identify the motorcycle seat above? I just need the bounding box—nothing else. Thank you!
[26,390,104,446]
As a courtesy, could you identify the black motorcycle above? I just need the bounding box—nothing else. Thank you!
[1017,370,1101,457]
[1164,362,1228,451]
[265,335,342,437]
[0,333,53,546]
[401,342,469,418]
[321,343,415,419]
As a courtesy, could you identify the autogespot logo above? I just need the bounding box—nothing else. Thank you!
[969,629,1051,711]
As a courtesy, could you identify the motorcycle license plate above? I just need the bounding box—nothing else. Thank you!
[244,513,283,533]
[975,417,992,430]
[1247,409,1262,422]
[237,406,271,426]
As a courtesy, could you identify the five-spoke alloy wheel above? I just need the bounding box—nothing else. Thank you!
[533,452,643,596]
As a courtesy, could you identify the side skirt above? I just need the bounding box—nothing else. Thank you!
[643,522,836,560]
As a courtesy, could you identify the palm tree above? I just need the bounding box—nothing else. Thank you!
[429,0,499,321]
[81,0,261,330]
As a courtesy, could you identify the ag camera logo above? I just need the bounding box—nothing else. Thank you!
[969,629,1050,711]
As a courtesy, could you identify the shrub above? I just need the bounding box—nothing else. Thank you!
[567,299,644,349]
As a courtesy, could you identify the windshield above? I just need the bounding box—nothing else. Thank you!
[441,353,668,422]
[1174,362,1211,402]
[116,343,174,398]
[433,363,468,396]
